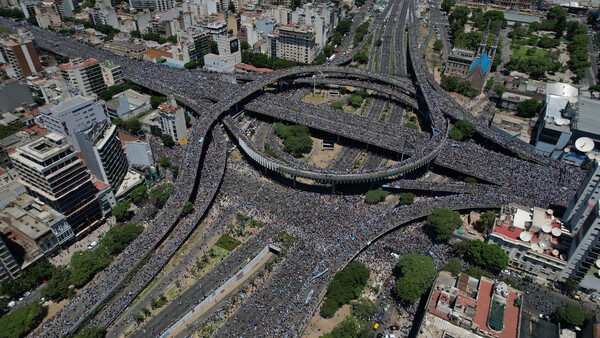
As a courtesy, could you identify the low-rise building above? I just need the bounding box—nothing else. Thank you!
[106,89,151,119]
[103,40,147,59]
[500,92,535,111]
[418,271,523,338]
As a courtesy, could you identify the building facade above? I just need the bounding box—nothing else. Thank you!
[60,58,107,97]
[9,133,103,236]
[0,35,43,80]
[560,161,600,286]
[37,95,110,152]
[100,60,124,87]
[75,120,129,191]
[158,99,188,143]
[268,24,316,64]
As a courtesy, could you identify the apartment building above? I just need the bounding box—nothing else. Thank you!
[37,95,109,152]
[0,35,43,80]
[268,24,316,64]
[158,99,187,144]
[75,120,128,191]
[9,133,103,236]
[60,58,107,97]
[100,60,124,87]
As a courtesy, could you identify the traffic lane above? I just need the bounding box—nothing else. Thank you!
[522,285,598,319]
[586,37,597,85]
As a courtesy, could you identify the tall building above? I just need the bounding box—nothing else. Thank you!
[100,60,124,87]
[9,133,103,236]
[560,161,600,286]
[75,120,128,191]
[89,3,118,28]
[37,95,109,152]
[0,236,19,280]
[0,34,43,81]
[177,30,210,63]
[158,98,188,144]
[216,34,241,65]
[60,58,107,97]
[268,24,316,64]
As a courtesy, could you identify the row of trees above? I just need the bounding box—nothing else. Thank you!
[313,19,352,64]
[0,301,47,338]
[98,80,142,100]
[353,22,370,46]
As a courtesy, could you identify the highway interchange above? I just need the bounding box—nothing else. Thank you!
[0,0,589,335]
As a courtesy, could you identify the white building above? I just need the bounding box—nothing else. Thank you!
[268,24,316,64]
[158,98,188,144]
[89,3,118,28]
[37,96,109,152]
[59,58,107,97]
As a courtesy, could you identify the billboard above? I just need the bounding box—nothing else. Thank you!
[230,39,239,53]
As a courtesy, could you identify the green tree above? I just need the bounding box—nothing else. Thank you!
[494,84,508,95]
[348,94,364,108]
[331,101,344,110]
[112,199,131,222]
[464,176,477,183]
[101,223,144,255]
[182,201,194,215]
[475,210,496,233]
[454,120,475,139]
[466,239,509,272]
[162,134,174,147]
[159,156,171,167]
[463,266,491,279]
[427,209,463,241]
[241,41,251,50]
[397,192,415,206]
[351,297,377,321]
[130,30,141,38]
[150,183,174,206]
[449,128,464,141]
[228,0,235,12]
[443,258,463,276]
[393,254,436,304]
[41,268,73,302]
[76,327,106,338]
[441,0,454,12]
[150,95,167,109]
[433,39,444,51]
[329,316,371,338]
[129,185,148,203]
[321,261,370,317]
[547,6,567,38]
[404,122,419,130]
[555,303,586,327]
[320,297,339,318]
[516,99,540,118]
[170,165,179,178]
[365,188,388,204]
[353,51,368,64]
[0,301,47,338]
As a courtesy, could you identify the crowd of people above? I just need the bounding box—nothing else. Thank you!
[0,6,589,336]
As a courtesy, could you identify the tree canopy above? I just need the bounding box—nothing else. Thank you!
[466,239,509,272]
[0,301,47,338]
[41,268,73,302]
[112,199,131,222]
[150,183,174,207]
[516,99,540,118]
[325,316,371,338]
[397,192,415,206]
[161,134,174,147]
[320,261,370,318]
[159,156,171,167]
[129,185,148,204]
[76,327,107,338]
[475,210,496,233]
[443,258,463,276]
[364,188,388,204]
[555,303,588,327]
[393,254,436,304]
[274,123,313,157]
[427,209,463,241]
[351,297,377,321]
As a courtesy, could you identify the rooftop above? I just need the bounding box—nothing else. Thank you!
[59,58,99,70]
[574,97,600,136]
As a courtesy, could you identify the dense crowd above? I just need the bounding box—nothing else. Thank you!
[0,6,587,335]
